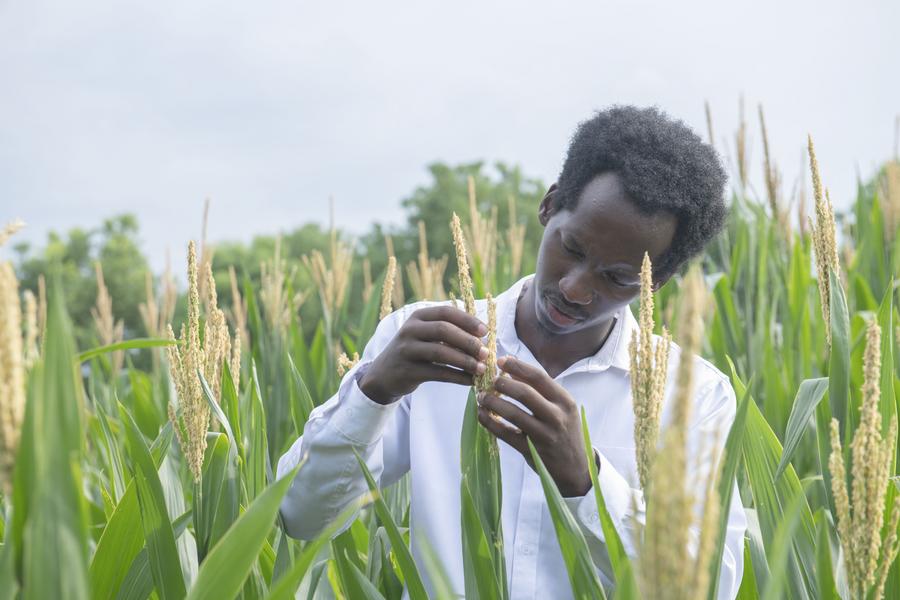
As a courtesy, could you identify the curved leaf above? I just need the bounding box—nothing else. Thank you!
[775,378,828,480]
[185,466,299,600]
[120,403,186,600]
[78,338,176,363]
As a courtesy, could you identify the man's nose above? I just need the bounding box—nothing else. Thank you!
[559,269,594,306]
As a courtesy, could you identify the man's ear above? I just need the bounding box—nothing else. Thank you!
[538,183,560,226]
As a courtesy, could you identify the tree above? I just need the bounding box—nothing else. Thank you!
[15,214,151,350]
[358,161,547,298]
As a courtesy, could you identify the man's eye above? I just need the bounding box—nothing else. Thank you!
[607,272,628,286]
[563,243,582,258]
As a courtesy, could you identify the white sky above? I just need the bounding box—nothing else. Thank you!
[2,0,898,273]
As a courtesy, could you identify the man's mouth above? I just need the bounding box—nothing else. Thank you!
[546,297,582,327]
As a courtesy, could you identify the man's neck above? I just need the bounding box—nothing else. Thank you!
[514,278,616,379]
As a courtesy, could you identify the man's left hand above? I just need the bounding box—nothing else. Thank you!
[476,355,594,498]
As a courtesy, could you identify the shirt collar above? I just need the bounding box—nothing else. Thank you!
[493,273,635,376]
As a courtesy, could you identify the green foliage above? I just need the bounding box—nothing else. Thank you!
[526,435,606,599]
[460,387,508,599]
[14,215,151,350]
[5,157,900,600]
[14,284,91,599]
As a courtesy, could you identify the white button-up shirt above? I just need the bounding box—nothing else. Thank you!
[277,273,747,599]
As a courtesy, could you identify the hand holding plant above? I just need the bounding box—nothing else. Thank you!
[359,304,489,405]
[477,354,594,498]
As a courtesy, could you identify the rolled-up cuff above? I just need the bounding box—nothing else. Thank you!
[563,446,642,549]
[327,361,400,446]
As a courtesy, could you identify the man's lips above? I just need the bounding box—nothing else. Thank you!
[546,297,583,323]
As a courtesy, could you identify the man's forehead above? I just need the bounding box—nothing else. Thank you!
[565,178,676,262]
[561,222,642,272]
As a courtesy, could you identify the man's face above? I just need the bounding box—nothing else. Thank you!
[532,172,678,335]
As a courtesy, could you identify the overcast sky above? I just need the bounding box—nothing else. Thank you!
[2,0,898,274]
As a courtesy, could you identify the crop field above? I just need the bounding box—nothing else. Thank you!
[2,130,900,599]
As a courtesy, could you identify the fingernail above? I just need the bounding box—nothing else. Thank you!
[476,361,486,374]
[478,345,489,359]
[478,323,488,335]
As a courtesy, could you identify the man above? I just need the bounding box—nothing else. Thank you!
[277,105,747,599]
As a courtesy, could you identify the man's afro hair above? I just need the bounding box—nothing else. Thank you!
[556,105,728,282]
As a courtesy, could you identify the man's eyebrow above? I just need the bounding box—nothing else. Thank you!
[565,232,639,273]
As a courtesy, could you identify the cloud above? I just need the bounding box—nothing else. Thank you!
[2,0,898,271]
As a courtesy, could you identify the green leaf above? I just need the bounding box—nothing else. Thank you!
[246,366,271,502]
[735,371,817,599]
[219,361,244,460]
[351,448,428,600]
[91,423,174,600]
[199,371,237,451]
[114,511,193,600]
[759,492,808,600]
[460,480,502,600]
[459,387,507,598]
[115,548,153,600]
[193,433,238,562]
[128,369,162,439]
[712,274,746,362]
[579,407,634,591]
[120,403,186,600]
[78,338,177,363]
[355,267,391,346]
[876,282,896,439]
[0,541,17,600]
[735,541,760,599]
[90,480,144,598]
[185,466,299,600]
[265,490,373,600]
[775,378,829,480]
[526,437,606,599]
[744,509,770,593]
[20,283,91,600]
[332,529,369,599]
[828,268,851,442]
[707,375,753,600]
[611,564,640,600]
[813,510,839,600]
[287,354,316,438]
[347,560,387,600]
[94,398,128,504]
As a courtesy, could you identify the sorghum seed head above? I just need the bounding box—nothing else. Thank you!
[380,256,397,320]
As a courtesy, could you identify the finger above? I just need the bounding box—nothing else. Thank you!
[490,374,558,422]
[477,405,530,455]
[414,362,475,387]
[407,340,486,376]
[408,318,488,361]
[478,391,550,442]
[414,305,488,337]
[497,355,559,403]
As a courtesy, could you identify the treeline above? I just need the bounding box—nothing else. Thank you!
[9,161,547,351]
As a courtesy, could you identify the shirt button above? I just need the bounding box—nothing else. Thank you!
[520,543,535,556]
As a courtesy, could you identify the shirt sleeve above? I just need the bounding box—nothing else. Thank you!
[562,375,747,599]
[276,308,413,541]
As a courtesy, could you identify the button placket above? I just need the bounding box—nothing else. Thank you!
[509,468,543,600]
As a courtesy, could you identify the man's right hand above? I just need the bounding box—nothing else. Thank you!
[358,305,490,405]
